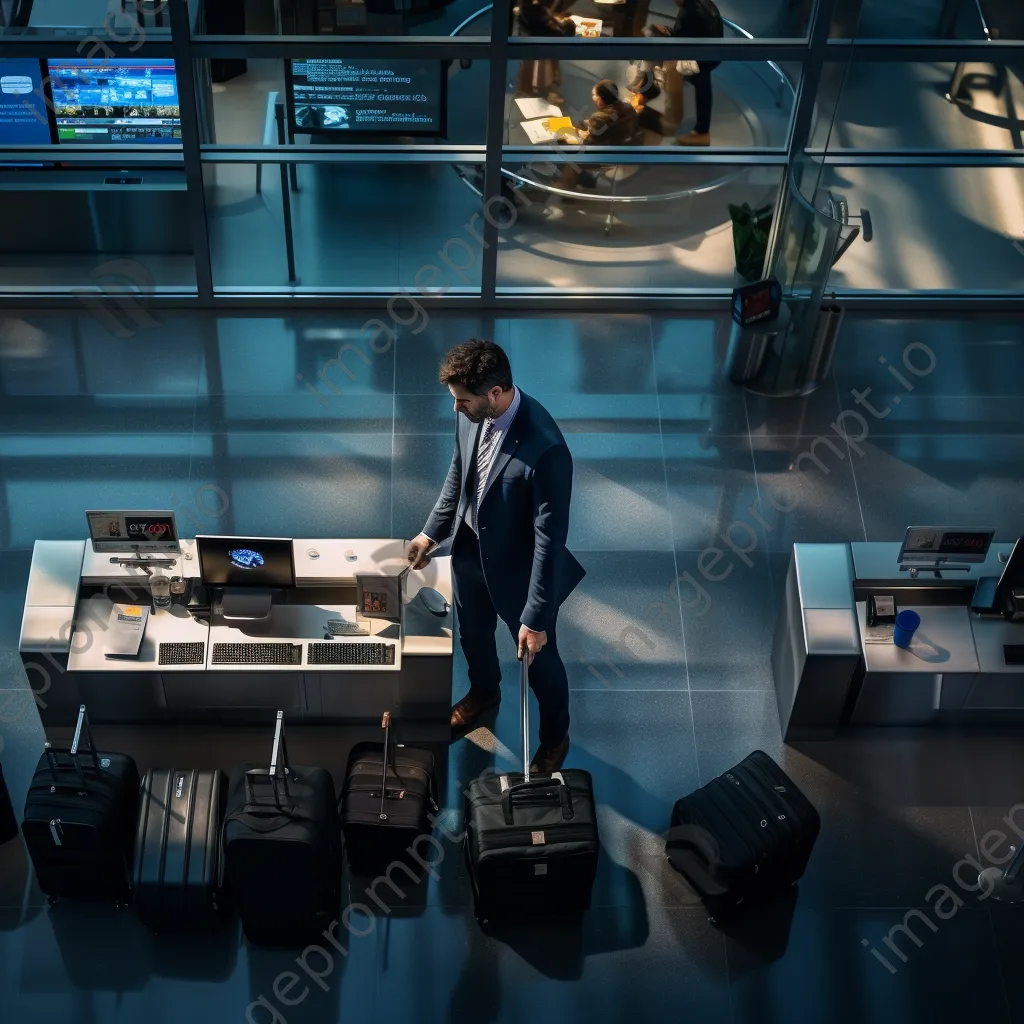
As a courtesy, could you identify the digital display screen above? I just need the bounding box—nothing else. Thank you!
[0,59,53,146]
[356,574,401,620]
[287,59,445,136]
[732,278,780,327]
[87,510,179,553]
[197,535,296,588]
[899,527,994,565]
[47,58,181,145]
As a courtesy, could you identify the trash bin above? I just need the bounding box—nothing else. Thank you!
[726,303,791,385]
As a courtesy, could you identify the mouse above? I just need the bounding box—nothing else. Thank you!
[344,549,358,562]
[418,587,449,617]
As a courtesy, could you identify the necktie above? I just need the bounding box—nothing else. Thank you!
[472,420,499,534]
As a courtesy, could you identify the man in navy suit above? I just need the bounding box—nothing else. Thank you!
[407,339,585,774]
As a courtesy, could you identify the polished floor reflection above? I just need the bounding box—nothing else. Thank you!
[1,310,1024,1023]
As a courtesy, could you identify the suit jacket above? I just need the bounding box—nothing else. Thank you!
[422,391,586,633]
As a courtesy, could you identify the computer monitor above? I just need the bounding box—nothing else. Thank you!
[996,538,1024,609]
[86,510,179,553]
[0,59,54,146]
[898,527,995,568]
[286,58,446,137]
[46,58,181,145]
[197,536,295,589]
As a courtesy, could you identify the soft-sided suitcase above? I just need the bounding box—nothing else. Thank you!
[133,768,227,932]
[340,711,437,874]
[464,655,599,920]
[0,756,18,846]
[222,711,342,945]
[666,749,820,921]
[22,704,139,904]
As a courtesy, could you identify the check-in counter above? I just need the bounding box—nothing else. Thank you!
[19,538,453,735]
[772,541,1024,739]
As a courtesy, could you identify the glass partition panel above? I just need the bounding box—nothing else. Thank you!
[194,0,490,38]
[493,159,784,292]
[811,60,1024,151]
[503,57,794,149]
[205,158,484,293]
[0,0,171,38]
[829,0,1024,40]
[815,164,1024,293]
[199,57,488,146]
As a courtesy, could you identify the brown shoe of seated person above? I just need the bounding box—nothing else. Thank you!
[450,690,501,732]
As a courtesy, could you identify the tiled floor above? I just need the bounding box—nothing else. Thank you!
[1,310,1024,1023]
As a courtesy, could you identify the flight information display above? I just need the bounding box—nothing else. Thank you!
[0,59,53,145]
[46,58,181,145]
[287,59,445,136]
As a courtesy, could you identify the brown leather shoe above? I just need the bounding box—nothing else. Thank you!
[450,690,501,731]
[677,130,711,147]
[530,735,570,774]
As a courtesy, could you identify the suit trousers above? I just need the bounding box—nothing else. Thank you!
[451,524,570,748]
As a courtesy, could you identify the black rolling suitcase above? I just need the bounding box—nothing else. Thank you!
[666,749,820,921]
[22,704,139,904]
[465,656,599,920]
[223,711,342,945]
[340,711,437,874]
[0,756,18,846]
[133,768,227,932]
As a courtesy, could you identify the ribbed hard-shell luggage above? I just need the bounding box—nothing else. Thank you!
[666,749,819,921]
[222,712,342,945]
[22,704,139,903]
[133,768,227,932]
[465,656,599,920]
[340,711,437,874]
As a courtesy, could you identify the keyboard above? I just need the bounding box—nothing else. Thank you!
[325,619,369,637]
[212,642,302,666]
[1004,645,1024,666]
[307,642,395,666]
[159,642,206,666]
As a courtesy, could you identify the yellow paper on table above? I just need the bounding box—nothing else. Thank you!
[542,116,574,135]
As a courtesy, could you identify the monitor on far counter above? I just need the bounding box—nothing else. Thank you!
[87,510,180,553]
[898,526,994,568]
[286,58,445,137]
[46,58,181,145]
[197,535,295,589]
[0,59,54,147]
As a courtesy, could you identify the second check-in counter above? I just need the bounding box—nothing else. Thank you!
[773,541,1024,739]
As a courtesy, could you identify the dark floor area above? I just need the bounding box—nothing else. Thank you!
[1,310,1024,1023]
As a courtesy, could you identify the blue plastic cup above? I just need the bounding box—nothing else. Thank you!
[892,609,921,649]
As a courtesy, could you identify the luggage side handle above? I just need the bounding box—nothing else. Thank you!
[502,775,575,826]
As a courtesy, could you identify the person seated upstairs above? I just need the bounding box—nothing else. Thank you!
[553,79,638,195]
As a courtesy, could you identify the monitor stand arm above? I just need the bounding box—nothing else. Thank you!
[108,546,177,575]
[901,564,972,579]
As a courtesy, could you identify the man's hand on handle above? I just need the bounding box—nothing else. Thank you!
[517,624,548,666]
[407,534,435,570]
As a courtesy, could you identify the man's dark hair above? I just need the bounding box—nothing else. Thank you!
[593,79,620,105]
[439,339,513,394]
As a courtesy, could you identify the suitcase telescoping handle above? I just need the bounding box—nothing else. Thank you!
[499,654,575,826]
[44,704,101,792]
[379,711,391,822]
[244,710,294,807]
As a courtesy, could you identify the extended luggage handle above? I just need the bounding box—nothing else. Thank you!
[379,711,391,822]
[497,655,575,825]
[44,705,101,793]
[244,710,295,809]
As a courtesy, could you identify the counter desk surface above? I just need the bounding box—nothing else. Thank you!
[773,541,1024,738]
[19,538,454,730]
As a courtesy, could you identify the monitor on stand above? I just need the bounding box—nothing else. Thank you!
[196,535,295,621]
[897,526,994,578]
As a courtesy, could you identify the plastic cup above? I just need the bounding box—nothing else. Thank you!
[892,609,921,649]
[150,574,171,609]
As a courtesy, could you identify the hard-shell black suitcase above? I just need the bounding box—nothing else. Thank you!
[0,756,18,846]
[22,704,139,904]
[133,768,227,932]
[465,656,599,920]
[222,711,342,945]
[340,711,438,874]
[666,749,820,920]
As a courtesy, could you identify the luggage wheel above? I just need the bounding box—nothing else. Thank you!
[46,895,58,908]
